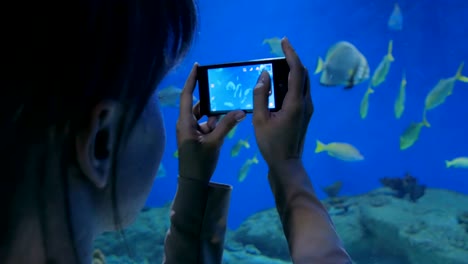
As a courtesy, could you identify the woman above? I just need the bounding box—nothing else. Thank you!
[1,0,352,263]
[165,40,352,264]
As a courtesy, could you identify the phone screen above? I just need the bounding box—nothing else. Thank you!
[206,63,276,112]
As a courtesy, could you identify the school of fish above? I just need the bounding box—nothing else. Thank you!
[158,3,468,183]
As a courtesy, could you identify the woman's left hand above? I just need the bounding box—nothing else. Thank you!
[176,63,246,183]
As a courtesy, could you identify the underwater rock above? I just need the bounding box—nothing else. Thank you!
[456,211,468,232]
[379,173,426,202]
[223,250,291,264]
[244,244,261,255]
[328,197,346,205]
[368,195,391,207]
[230,209,291,261]
[224,237,244,252]
[323,197,354,216]
[93,188,468,264]
[447,232,468,251]
[93,203,171,264]
[328,202,354,216]
[403,220,427,235]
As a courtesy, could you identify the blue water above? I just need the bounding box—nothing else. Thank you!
[145,0,468,230]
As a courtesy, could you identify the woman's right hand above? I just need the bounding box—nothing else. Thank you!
[252,37,313,168]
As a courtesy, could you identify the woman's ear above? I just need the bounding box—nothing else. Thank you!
[75,101,120,188]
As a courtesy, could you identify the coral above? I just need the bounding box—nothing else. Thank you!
[322,181,343,198]
[92,249,107,264]
[379,173,426,202]
[456,211,468,233]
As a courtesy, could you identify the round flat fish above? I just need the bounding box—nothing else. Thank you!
[316,41,370,89]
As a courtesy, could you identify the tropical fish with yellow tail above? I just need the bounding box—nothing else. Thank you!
[315,140,364,161]
[445,157,468,169]
[422,62,468,126]
[360,86,375,119]
[371,40,395,88]
[399,120,430,150]
[238,154,259,182]
[231,138,250,157]
[315,41,370,89]
[262,37,285,57]
[394,71,407,119]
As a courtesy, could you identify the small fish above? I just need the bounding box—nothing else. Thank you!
[371,40,395,88]
[231,138,250,157]
[156,163,166,178]
[445,157,468,169]
[238,154,259,182]
[262,37,285,57]
[360,86,375,119]
[388,3,403,31]
[227,125,237,139]
[399,120,429,150]
[157,85,197,108]
[423,62,468,126]
[173,150,179,158]
[394,71,407,119]
[224,102,235,108]
[315,41,370,89]
[315,140,364,161]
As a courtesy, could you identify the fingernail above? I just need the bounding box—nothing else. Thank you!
[255,71,265,89]
[284,37,292,49]
[234,111,246,122]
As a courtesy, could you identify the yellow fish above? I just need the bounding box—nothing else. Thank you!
[360,86,375,119]
[315,140,364,161]
[238,154,259,182]
[227,125,237,139]
[445,157,468,169]
[315,41,370,89]
[423,62,468,126]
[371,40,395,87]
[231,138,250,157]
[394,71,407,119]
[262,37,285,57]
[399,120,429,150]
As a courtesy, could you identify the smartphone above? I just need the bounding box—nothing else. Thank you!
[197,57,289,116]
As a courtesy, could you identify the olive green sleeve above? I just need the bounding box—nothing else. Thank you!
[163,177,231,264]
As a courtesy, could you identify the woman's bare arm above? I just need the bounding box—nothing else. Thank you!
[268,160,352,264]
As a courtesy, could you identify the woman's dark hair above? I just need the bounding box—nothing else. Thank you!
[0,0,197,262]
